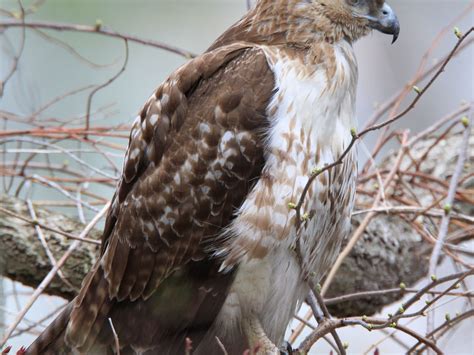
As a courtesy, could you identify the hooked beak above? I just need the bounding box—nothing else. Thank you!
[365,3,400,43]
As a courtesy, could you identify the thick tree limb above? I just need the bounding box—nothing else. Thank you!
[0,198,100,299]
[0,129,472,317]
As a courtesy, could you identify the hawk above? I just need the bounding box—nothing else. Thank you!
[27,0,399,354]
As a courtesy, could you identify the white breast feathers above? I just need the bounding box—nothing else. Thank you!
[214,41,359,346]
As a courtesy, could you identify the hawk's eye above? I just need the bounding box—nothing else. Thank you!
[347,0,361,5]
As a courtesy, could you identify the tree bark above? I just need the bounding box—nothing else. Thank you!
[0,130,472,317]
[0,197,100,299]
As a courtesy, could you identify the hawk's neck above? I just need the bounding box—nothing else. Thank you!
[261,41,358,153]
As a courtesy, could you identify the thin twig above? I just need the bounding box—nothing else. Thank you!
[411,309,474,353]
[352,205,474,224]
[85,39,129,134]
[32,28,120,69]
[307,280,347,355]
[108,318,121,355]
[0,19,196,58]
[215,336,229,355]
[297,316,443,354]
[26,199,75,289]
[321,131,409,295]
[0,205,101,244]
[0,137,118,179]
[325,288,473,306]
[0,0,25,97]
[426,118,471,338]
[32,174,100,212]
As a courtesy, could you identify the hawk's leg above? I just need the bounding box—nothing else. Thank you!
[243,315,279,355]
[281,341,294,355]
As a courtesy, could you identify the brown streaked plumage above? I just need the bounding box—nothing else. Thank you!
[27,1,399,354]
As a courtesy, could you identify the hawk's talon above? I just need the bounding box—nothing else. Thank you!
[244,315,280,354]
[279,341,293,355]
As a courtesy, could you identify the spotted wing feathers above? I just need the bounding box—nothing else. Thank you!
[61,44,276,352]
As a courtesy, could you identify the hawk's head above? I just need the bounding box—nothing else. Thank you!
[211,0,400,50]
[249,0,400,44]
[314,0,400,43]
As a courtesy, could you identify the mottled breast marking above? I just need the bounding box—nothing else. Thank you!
[220,41,358,273]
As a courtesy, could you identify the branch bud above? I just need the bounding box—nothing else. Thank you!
[95,19,103,31]
[443,203,452,215]
[301,212,310,222]
[454,27,462,39]
[310,167,322,176]
[413,86,422,95]
[350,128,358,138]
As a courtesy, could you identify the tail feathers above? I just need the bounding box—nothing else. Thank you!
[28,264,116,354]
[25,302,73,355]
[75,295,113,353]
[66,265,113,350]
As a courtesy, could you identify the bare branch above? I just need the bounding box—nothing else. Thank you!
[0,19,196,58]
[85,39,129,134]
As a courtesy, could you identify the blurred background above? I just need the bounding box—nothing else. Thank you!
[1,0,473,353]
